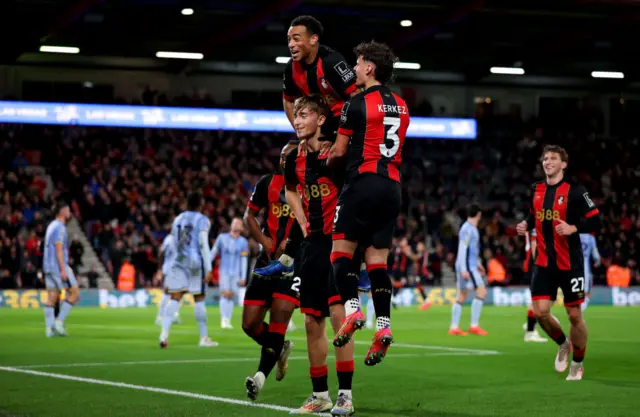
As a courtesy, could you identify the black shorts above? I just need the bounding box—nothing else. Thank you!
[531,266,585,306]
[297,233,342,318]
[244,251,300,309]
[333,174,401,249]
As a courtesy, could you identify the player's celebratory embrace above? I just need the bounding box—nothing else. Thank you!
[516,145,601,381]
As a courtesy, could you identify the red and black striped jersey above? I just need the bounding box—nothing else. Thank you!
[284,148,340,236]
[417,253,429,277]
[338,85,410,183]
[247,173,299,255]
[282,45,357,118]
[527,180,600,271]
[392,246,409,273]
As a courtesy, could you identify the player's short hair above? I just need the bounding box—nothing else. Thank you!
[467,203,482,218]
[353,41,398,85]
[187,192,202,211]
[290,15,323,39]
[293,94,330,118]
[541,144,569,163]
[54,201,69,216]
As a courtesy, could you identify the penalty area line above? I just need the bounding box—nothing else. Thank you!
[0,366,330,416]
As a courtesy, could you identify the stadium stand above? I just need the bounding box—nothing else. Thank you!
[3,97,638,290]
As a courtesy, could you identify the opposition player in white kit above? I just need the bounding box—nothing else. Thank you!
[210,218,249,329]
[580,233,600,311]
[450,204,488,336]
[159,192,218,348]
[155,233,181,325]
[43,201,79,337]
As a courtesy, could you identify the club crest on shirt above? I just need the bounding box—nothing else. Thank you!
[557,196,565,205]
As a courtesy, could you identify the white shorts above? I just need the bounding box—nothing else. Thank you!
[456,269,485,291]
[45,265,78,290]
[166,266,206,295]
[219,274,240,294]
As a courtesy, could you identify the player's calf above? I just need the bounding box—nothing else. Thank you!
[565,305,587,378]
[53,286,79,336]
[159,291,184,347]
[44,289,60,337]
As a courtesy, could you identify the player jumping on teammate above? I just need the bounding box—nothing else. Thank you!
[242,144,302,401]
[285,95,355,415]
[159,192,218,348]
[516,145,601,381]
[325,41,410,366]
[254,15,360,279]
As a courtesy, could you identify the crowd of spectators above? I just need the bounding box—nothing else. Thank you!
[0,90,638,290]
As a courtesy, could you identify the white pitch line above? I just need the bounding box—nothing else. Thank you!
[286,336,501,355]
[10,351,485,369]
[57,324,500,355]
[0,366,326,416]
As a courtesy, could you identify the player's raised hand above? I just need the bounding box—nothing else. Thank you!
[555,220,577,236]
[516,220,528,236]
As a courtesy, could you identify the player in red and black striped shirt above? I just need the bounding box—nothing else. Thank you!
[325,41,410,366]
[284,95,355,415]
[242,143,304,401]
[517,145,601,381]
[283,15,358,143]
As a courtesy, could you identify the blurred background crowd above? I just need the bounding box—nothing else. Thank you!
[0,91,638,291]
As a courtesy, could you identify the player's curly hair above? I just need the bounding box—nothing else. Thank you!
[540,144,569,163]
[291,15,324,39]
[293,94,330,117]
[353,40,398,85]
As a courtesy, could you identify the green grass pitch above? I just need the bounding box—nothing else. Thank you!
[1,306,638,417]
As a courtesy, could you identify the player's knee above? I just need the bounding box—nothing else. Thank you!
[476,286,487,299]
[456,291,468,303]
[533,307,551,322]
[67,288,80,304]
[566,306,583,325]
[304,315,324,337]
[242,320,260,337]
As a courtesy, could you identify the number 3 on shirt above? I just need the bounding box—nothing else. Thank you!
[381,117,401,158]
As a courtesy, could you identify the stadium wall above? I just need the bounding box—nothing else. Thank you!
[1,287,639,309]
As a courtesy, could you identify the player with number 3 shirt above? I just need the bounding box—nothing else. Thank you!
[516,144,601,381]
[324,41,410,367]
